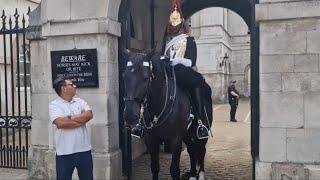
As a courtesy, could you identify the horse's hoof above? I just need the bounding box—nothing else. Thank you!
[189,177,197,180]
[198,171,205,180]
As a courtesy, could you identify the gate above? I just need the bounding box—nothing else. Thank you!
[0,8,31,169]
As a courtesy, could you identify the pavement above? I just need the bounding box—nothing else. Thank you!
[0,168,27,180]
[131,99,252,180]
[0,99,251,180]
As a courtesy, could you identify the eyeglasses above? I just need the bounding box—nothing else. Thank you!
[64,83,76,87]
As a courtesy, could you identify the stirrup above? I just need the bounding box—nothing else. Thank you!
[197,125,209,140]
[197,120,209,139]
[131,125,144,138]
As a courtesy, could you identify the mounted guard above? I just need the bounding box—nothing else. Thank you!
[131,0,211,140]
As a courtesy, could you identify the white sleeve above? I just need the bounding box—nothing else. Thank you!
[49,103,64,123]
[79,98,92,111]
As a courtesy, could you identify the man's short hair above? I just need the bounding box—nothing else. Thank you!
[53,77,68,96]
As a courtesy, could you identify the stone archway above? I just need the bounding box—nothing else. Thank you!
[117,0,259,179]
[26,0,320,179]
[182,0,252,27]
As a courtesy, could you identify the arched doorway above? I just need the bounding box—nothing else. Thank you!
[117,0,259,178]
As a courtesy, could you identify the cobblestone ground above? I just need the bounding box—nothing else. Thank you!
[132,99,252,180]
[0,100,251,180]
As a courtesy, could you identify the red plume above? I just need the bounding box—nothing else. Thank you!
[171,0,183,15]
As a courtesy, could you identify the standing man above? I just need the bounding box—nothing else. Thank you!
[228,80,239,122]
[49,77,93,180]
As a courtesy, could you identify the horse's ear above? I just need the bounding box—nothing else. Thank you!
[122,48,131,60]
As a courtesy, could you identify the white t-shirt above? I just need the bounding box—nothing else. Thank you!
[49,96,92,156]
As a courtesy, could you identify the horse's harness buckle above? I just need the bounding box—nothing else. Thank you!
[140,105,145,117]
[153,116,159,124]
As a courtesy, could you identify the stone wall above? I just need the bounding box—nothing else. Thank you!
[27,0,123,179]
[256,0,320,179]
[25,0,320,179]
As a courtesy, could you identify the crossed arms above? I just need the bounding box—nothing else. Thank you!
[53,110,93,129]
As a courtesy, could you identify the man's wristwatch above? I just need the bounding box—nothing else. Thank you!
[67,115,72,119]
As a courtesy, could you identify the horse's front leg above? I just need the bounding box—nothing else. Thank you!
[186,142,197,180]
[146,137,160,180]
[150,145,160,180]
[169,138,183,180]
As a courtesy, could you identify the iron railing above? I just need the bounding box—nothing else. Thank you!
[0,8,31,169]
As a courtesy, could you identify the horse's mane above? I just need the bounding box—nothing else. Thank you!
[127,51,166,82]
[128,53,145,69]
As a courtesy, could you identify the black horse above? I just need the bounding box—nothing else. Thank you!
[123,51,213,180]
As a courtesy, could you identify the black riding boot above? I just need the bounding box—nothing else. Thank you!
[131,122,144,138]
[193,87,209,139]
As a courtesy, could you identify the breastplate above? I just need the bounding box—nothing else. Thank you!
[166,38,187,59]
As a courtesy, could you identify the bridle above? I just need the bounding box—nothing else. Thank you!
[123,60,152,105]
[123,96,145,104]
[124,57,176,130]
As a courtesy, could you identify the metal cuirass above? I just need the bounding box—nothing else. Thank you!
[166,35,187,59]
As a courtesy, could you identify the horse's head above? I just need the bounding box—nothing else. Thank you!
[123,49,155,128]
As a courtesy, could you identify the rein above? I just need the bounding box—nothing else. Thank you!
[140,64,177,130]
[125,59,176,130]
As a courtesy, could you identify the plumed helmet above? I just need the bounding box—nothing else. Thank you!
[169,0,184,27]
[166,0,189,36]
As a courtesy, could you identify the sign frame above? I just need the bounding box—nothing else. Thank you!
[50,48,99,88]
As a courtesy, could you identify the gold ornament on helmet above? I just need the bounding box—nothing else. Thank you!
[169,7,182,27]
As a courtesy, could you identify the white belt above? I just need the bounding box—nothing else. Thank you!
[171,58,192,67]
[160,56,192,67]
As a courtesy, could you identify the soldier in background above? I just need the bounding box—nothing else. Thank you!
[228,80,239,122]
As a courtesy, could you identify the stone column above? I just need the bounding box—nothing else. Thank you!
[191,8,231,103]
[27,0,122,179]
[227,10,250,97]
[256,1,320,179]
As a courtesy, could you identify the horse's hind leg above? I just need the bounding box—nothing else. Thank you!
[170,140,183,180]
[198,142,207,180]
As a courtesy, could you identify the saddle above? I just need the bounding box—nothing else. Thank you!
[143,60,204,130]
[163,62,211,133]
